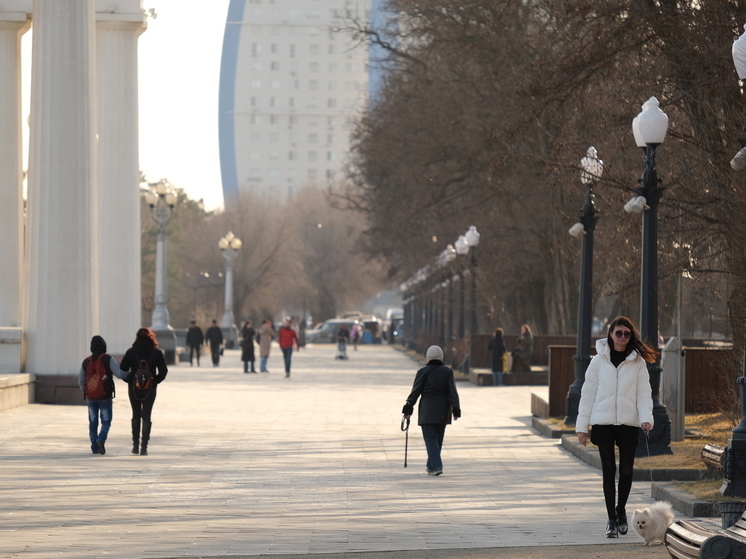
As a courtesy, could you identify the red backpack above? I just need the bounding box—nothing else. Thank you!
[84,355,113,400]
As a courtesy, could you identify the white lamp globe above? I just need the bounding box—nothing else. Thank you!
[636,97,669,146]
[733,24,746,80]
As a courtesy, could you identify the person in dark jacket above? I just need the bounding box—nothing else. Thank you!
[119,327,168,456]
[185,320,204,366]
[205,319,224,366]
[402,345,461,476]
[241,320,256,373]
[77,335,129,455]
[488,327,506,386]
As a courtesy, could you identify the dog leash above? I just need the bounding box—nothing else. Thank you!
[644,428,654,484]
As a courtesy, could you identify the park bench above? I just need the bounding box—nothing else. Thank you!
[665,512,746,558]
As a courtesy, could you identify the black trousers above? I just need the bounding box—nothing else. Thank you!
[129,388,157,423]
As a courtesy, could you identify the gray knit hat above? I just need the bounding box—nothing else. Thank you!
[426,345,443,361]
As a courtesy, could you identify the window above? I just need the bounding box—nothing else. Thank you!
[308,97,319,108]
[289,98,296,108]
[250,96,258,107]
[251,79,262,89]
[270,115,280,124]
[271,79,281,89]
[289,151,297,161]
[309,80,319,90]
[327,134,334,144]
[271,61,280,71]
[269,151,280,161]
[289,61,300,73]
[327,98,337,108]
[328,45,336,55]
[310,44,320,55]
[269,169,280,178]
[308,133,319,144]
[250,115,262,124]
[308,169,318,180]
[250,151,261,160]
[251,44,262,56]
[269,132,279,142]
[309,116,319,126]
[326,169,335,179]
[309,62,319,72]
[250,133,261,142]
[289,115,298,125]
[252,61,262,71]
[308,151,318,161]
[327,151,335,161]
[271,43,279,54]
[328,80,337,90]
[329,62,338,72]
[289,44,296,57]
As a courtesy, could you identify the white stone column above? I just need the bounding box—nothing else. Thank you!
[0,14,30,329]
[24,0,97,375]
[96,12,146,355]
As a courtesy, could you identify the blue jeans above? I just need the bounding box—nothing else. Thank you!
[421,423,446,473]
[88,398,113,445]
[260,356,269,372]
[281,347,293,373]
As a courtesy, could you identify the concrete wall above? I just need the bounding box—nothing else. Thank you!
[0,373,35,412]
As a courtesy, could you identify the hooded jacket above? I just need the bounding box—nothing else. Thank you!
[575,338,654,434]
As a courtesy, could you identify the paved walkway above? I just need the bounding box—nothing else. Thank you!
[1,344,700,558]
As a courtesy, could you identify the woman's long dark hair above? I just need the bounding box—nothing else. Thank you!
[493,327,504,338]
[606,316,656,363]
[134,327,159,348]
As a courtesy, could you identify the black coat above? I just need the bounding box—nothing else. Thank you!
[186,326,204,347]
[403,360,461,425]
[241,327,255,361]
[488,336,506,372]
[119,341,168,398]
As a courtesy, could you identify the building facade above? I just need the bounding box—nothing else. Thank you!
[219,0,370,203]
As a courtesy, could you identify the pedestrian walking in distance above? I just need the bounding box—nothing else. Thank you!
[576,316,655,538]
[278,317,300,377]
[186,320,204,366]
[258,319,275,372]
[120,328,168,456]
[78,335,129,455]
[205,319,223,367]
[401,345,461,476]
[241,320,257,373]
[488,327,506,386]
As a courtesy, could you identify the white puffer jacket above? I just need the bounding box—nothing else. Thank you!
[575,338,654,434]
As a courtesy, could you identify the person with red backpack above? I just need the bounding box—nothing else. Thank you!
[119,328,168,456]
[77,335,129,455]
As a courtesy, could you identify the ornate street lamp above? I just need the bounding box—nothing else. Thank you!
[219,231,242,347]
[565,147,603,425]
[146,179,177,332]
[626,96,672,455]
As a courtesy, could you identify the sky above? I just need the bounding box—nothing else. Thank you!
[20,0,231,211]
[138,0,232,211]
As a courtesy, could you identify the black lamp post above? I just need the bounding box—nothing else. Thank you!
[626,96,672,455]
[565,147,604,425]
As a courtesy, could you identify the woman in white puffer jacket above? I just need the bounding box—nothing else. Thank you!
[576,316,656,540]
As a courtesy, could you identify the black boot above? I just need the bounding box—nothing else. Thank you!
[131,418,140,455]
[140,421,152,455]
[606,518,618,538]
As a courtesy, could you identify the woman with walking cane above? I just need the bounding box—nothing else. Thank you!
[576,316,654,538]
[401,345,461,476]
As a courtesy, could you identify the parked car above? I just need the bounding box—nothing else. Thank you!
[306,319,358,343]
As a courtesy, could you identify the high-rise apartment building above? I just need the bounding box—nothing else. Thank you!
[219,0,371,203]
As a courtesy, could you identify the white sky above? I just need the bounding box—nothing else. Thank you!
[21,0,231,211]
[138,0,231,211]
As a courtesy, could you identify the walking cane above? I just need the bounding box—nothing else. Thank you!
[401,415,410,468]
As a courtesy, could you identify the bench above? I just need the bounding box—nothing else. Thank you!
[701,444,726,477]
[665,513,746,558]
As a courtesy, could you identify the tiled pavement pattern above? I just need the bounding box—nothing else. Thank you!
[0,344,699,558]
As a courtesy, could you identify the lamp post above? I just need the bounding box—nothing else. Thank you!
[219,231,242,348]
[626,96,672,455]
[146,180,177,331]
[565,147,604,425]
[455,226,480,372]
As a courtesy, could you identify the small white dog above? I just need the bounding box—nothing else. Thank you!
[631,501,675,545]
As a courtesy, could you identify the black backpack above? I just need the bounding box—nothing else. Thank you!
[133,352,156,398]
